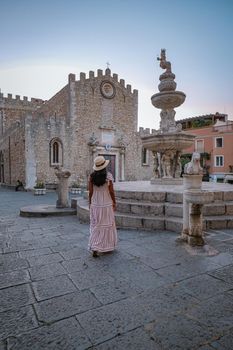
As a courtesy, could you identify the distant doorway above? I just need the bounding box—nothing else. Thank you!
[99,154,116,180]
[0,151,4,183]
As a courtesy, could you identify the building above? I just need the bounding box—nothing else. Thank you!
[178,113,233,181]
[0,68,153,189]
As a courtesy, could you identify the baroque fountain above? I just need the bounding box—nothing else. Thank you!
[75,50,233,237]
[141,49,195,184]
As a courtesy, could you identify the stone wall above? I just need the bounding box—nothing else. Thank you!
[0,93,44,186]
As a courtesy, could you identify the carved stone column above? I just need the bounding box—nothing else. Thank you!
[55,167,71,208]
[120,148,125,181]
[181,174,203,240]
[188,203,204,246]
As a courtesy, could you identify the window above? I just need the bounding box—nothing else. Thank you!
[142,148,149,165]
[215,155,224,167]
[50,138,63,166]
[52,142,59,163]
[215,137,223,148]
[195,139,204,153]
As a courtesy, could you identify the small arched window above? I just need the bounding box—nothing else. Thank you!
[50,138,63,166]
[53,142,59,163]
[141,147,149,166]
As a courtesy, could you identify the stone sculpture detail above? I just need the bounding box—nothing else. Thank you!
[158,48,172,74]
[184,152,203,175]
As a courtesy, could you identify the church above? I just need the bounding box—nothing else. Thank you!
[0,68,153,189]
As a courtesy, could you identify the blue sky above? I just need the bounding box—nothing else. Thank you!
[0,0,232,129]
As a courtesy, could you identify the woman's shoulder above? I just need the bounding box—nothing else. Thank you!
[107,172,114,182]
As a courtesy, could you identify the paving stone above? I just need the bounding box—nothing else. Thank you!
[104,257,167,290]
[3,239,35,253]
[210,330,233,349]
[177,274,232,300]
[32,274,77,301]
[59,247,87,260]
[0,305,38,340]
[210,243,233,254]
[93,326,161,349]
[91,278,144,304]
[0,341,6,350]
[136,284,199,316]
[29,262,67,281]
[187,293,233,333]
[69,268,114,290]
[208,264,233,285]
[35,290,101,322]
[0,269,30,289]
[0,284,35,312]
[62,258,88,273]
[206,252,233,266]
[6,317,91,350]
[0,254,29,273]
[50,242,81,253]
[19,247,52,258]
[26,252,63,267]
[144,314,216,350]
[30,238,59,249]
[156,259,220,283]
[76,297,154,345]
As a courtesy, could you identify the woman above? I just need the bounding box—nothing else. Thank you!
[88,156,117,257]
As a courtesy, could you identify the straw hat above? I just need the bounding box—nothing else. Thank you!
[93,156,110,171]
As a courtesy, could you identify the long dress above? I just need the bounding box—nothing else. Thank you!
[88,172,117,252]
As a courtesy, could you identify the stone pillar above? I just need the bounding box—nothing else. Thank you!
[181,174,202,240]
[55,167,71,208]
[188,203,205,246]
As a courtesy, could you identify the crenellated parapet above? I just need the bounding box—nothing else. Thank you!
[138,127,158,136]
[0,90,44,109]
[67,69,138,96]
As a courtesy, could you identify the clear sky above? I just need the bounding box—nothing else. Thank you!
[0,0,232,129]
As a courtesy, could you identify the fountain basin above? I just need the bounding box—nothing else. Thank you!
[151,91,186,109]
[141,133,195,153]
[185,190,214,204]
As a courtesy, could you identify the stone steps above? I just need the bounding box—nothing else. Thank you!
[76,198,233,233]
[116,199,233,218]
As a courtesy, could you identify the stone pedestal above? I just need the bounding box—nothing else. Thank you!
[181,175,214,246]
[181,175,202,240]
[55,168,71,208]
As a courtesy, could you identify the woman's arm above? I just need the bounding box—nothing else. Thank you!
[88,178,93,208]
[108,180,116,211]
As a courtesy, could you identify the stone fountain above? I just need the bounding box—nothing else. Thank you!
[141,49,195,184]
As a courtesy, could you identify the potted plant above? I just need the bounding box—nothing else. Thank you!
[70,181,82,195]
[34,181,46,195]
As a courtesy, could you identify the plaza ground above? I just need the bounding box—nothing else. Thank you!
[0,187,233,349]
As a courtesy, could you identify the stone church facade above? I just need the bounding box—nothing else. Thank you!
[0,68,153,189]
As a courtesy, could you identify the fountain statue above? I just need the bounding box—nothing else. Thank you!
[141,49,195,184]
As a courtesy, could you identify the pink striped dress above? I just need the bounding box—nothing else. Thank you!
[88,172,117,252]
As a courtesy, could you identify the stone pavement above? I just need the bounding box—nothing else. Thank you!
[0,188,233,350]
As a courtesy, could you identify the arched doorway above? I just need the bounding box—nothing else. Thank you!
[99,153,116,180]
